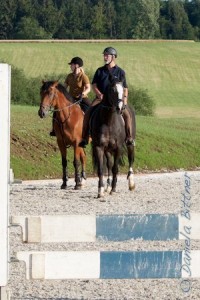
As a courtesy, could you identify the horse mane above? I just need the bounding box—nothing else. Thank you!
[41,80,73,103]
[56,83,73,103]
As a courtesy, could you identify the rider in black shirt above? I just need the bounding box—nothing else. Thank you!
[79,47,134,148]
[92,65,127,96]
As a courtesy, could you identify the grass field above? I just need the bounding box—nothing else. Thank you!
[1,40,200,117]
[10,105,200,180]
[1,40,199,179]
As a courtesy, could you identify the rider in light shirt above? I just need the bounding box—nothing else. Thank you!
[50,56,91,136]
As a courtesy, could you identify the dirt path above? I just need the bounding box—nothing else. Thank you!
[7,171,200,299]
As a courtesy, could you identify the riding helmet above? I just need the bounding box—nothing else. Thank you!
[103,47,117,57]
[68,57,83,67]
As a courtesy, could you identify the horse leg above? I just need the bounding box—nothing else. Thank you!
[110,151,121,194]
[126,107,136,191]
[127,144,135,191]
[57,140,68,189]
[61,155,68,189]
[96,146,105,199]
[80,148,87,187]
[105,151,112,193]
[73,158,81,190]
[73,147,83,190]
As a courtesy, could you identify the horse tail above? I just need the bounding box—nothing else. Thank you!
[119,144,126,167]
[91,146,97,171]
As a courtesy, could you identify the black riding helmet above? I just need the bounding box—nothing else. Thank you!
[68,57,83,67]
[103,47,117,58]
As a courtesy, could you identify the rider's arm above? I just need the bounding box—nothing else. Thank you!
[82,83,91,97]
[64,76,69,90]
[92,83,103,100]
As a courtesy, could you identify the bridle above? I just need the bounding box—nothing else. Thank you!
[39,87,57,113]
[102,81,124,113]
[39,84,83,148]
[40,88,82,114]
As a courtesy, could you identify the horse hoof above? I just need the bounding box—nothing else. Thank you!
[98,187,105,198]
[110,188,116,194]
[81,178,86,187]
[99,197,106,202]
[98,193,105,200]
[105,186,112,193]
[129,183,136,191]
[128,173,135,191]
[61,185,67,189]
[74,185,82,190]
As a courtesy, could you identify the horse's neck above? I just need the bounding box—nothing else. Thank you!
[102,91,117,107]
[99,105,116,125]
[55,92,71,119]
[102,94,116,112]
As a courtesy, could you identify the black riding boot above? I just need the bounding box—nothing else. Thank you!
[79,109,91,147]
[79,105,96,148]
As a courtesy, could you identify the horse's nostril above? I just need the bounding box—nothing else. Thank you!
[38,109,44,118]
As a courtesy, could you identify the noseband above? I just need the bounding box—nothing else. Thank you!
[40,88,58,112]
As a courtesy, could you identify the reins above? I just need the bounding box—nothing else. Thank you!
[49,98,82,113]
[41,87,82,114]
[46,99,82,113]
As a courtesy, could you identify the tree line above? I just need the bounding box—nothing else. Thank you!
[0,0,200,40]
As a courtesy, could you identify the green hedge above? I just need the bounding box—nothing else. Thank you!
[11,66,155,116]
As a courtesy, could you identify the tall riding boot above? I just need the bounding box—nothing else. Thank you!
[79,108,91,148]
[122,108,134,145]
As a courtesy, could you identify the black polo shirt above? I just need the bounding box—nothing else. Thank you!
[92,65,128,94]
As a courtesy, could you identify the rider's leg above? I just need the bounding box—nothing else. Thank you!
[82,97,91,107]
[91,97,102,106]
[80,97,91,113]
[79,102,100,148]
[79,108,92,148]
[122,108,134,145]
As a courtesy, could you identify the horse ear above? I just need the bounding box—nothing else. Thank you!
[42,80,46,84]
[52,81,59,88]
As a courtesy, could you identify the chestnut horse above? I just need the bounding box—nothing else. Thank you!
[38,80,86,189]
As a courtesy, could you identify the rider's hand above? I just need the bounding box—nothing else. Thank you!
[97,93,103,100]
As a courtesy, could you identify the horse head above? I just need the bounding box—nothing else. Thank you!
[105,74,124,113]
[38,80,59,118]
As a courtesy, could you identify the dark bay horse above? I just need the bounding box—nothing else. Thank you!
[90,79,136,199]
[38,80,86,189]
